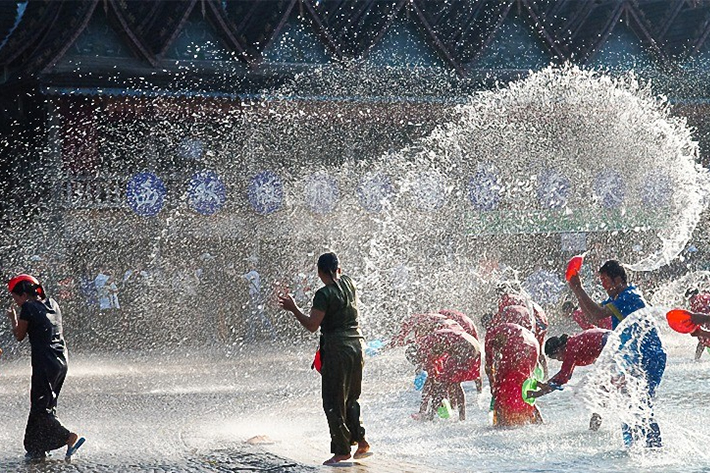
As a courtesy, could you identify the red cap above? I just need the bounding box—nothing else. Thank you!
[8,274,41,293]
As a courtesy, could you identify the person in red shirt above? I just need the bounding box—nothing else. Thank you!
[527,328,611,430]
[388,312,457,348]
[438,309,482,393]
[414,326,480,421]
[498,291,549,377]
[485,322,542,427]
[685,289,710,360]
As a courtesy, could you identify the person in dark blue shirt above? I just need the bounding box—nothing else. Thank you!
[568,260,665,448]
[6,274,85,461]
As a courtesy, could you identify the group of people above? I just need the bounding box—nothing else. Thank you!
[277,251,671,465]
[388,259,665,448]
[3,250,671,465]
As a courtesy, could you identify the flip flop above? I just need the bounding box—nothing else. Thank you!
[353,450,374,460]
[66,437,85,459]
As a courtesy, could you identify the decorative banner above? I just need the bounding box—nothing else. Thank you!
[537,168,570,209]
[523,269,565,306]
[248,170,284,215]
[642,170,672,208]
[304,172,339,214]
[357,172,394,212]
[413,170,446,211]
[126,172,166,217]
[188,170,226,216]
[593,169,625,209]
[468,163,501,211]
[177,138,204,160]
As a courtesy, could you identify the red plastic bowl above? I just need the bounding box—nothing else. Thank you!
[666,309,699,334]
[565,255,584,281]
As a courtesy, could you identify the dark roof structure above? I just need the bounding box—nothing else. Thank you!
[2,0,710,91]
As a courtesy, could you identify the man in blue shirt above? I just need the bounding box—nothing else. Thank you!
[568,260,665,448]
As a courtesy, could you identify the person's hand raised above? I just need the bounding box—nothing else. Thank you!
[278,292,297,312]
[567,274,582,290]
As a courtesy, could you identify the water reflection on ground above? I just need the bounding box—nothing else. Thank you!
[0,334,709,472]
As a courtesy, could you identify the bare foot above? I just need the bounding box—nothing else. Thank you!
[323,454,351,465]
[353,441,373,459]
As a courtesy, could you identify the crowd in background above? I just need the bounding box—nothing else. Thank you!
[0,252,313,352]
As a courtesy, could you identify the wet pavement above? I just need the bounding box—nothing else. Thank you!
[6,336,708,473]
[1,448,308,473]
[0,345,439,473]
[1,448,434,473]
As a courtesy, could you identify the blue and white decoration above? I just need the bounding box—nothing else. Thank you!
[537,168,570,209]
[248,170,284,215]
[357,172,394,212]
[523,269,565,306]
[304,172,339,214]
[126,172,166,217]
[177,138,204,160]
[188,170,226,216]
[641,170,672,208]
[412,170,447,211]
[593,169,625,209]
[468,162,501,211]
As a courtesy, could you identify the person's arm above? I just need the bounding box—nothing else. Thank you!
[278,293,325,333]
[528,381,559,398]
[6,306,28,341]
[529,360,572,399]
[568,274,614,322]
[691,312,710,326]
[691,326,710,339]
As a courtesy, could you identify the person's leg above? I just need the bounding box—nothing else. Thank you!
[23,411,45,459]
[450,383,465,420]
[346,345,371,459]
[245,296,257,342]
[642,348,666,448]
[345,344,365,444]
[321,344,354,464]
[695,341,704,361]
[257,303,277,341]
[429,380,446,419]
[416,377,433,419]
[25,363,72,455]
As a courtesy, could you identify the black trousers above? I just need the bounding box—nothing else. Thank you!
[24,356,71,455]
[320,337,366,455]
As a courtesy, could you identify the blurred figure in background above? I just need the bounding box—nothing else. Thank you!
[243,256,276,343]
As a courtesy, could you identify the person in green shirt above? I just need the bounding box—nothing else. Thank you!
[278,252,372,465]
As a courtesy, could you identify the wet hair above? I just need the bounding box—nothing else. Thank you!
[598,260,627,284]
[317,252,339,281]
[544,334,569,358]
